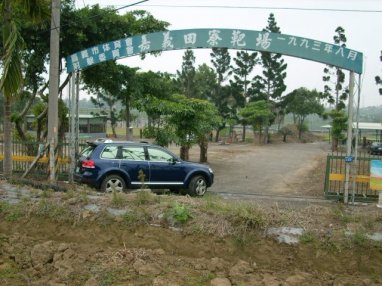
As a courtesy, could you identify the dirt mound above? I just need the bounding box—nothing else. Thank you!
[1,187,382,285]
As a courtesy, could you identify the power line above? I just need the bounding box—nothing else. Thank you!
[108,4,382,13]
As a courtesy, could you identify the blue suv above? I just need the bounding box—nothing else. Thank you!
[74,140,214,196]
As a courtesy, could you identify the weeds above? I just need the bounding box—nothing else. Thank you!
[351,231,369,247]
[35,199,74,223]
[110,191,127,208]
[166,202,192,225]
[300,231,316,244]
[229,202,266,231]
[184,272,215,286]
[41,188,54,199]
[122,209,151,226]
[134,190,159,206]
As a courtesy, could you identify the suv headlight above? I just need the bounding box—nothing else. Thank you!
[208,167,213,173]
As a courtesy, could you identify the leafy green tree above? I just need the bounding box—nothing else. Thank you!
[284,88,324,139]
[210,47,232,141]
[194,63,217,100]
[141,94,220,161]
[134,71,176,137]
[279,126,293,143]
[328,109,347,151]
[252,13,287,144]
[82,61,139,139]
[323,26,349,110]
[232,51,258,140]
[239,100,274,144]
[177,49,196,98]
[0,0,49,178]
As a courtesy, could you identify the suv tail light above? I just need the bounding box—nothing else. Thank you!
[82,160,96,168]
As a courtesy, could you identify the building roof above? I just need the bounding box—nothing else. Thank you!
[321,122,382,131]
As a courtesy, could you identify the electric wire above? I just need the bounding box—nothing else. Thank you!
[107,4,382,13]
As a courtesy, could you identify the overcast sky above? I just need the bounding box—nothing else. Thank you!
[74,0,382,107]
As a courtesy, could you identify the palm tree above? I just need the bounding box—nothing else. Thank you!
[0,0,48,178]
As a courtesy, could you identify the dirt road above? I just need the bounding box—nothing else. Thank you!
[182,141,330,197]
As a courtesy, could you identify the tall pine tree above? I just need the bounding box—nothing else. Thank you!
[322,26,349,151]
[210,47,232,142]
[252,13,287,144]
[177,49,196,98]
[232,50,258,140]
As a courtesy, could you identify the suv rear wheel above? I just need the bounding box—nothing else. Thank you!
[101,174,126,192]
[188,175,207,196]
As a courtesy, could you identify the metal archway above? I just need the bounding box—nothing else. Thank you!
[66,28,364,202]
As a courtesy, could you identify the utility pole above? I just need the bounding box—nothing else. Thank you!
[47,0,61,183]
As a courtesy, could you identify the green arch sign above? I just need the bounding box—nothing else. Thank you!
[66,28,363,74]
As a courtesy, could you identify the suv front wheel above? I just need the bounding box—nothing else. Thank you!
[188,175,207,196]
[101,174,126,192]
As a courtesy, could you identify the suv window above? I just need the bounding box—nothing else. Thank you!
[148,147,174,162]
[121,146,145,161]
[100,146,119,159]
[80,145,95,158]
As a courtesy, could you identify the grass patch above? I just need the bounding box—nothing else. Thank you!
[34,199,75,223]
[0,201,28,222]
[300,231,316,244]
[133,190,159,206]
[122,208,151,226]
[351,231,369,248]
[184,272,215,286]
[110,191,127,208]
[166,202,192,225]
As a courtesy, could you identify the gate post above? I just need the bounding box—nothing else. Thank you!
[344,71,355,203]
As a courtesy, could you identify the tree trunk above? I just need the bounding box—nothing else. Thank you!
[298,126,302,140]
[180,145,189,161]
[215,128,221,142]
[242,125,246,142]
[263,120,269,145]
[3,95,13,178]
[199,140,208,163]
[125,100,130,140]
[332,138,338,152]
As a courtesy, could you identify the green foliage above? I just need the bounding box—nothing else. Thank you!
[300,231,316,244]
[166,203,192,224]
[177,49,196,98]
[232,50,258,103]
[351,231,369,247]
[184,272,215,286]
[134,190,159,206]
[284,87,324,138]
[110,191,127,208]
[252,13,287,102]
[327,109,347,143]
[35,199,74,223]
[229,203,266,232]
[239,100,274,142]
[194,63,217,100]
[141,94,220,154]
[322,27,348,110]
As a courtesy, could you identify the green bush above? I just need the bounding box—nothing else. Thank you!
[166,202,192,225]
